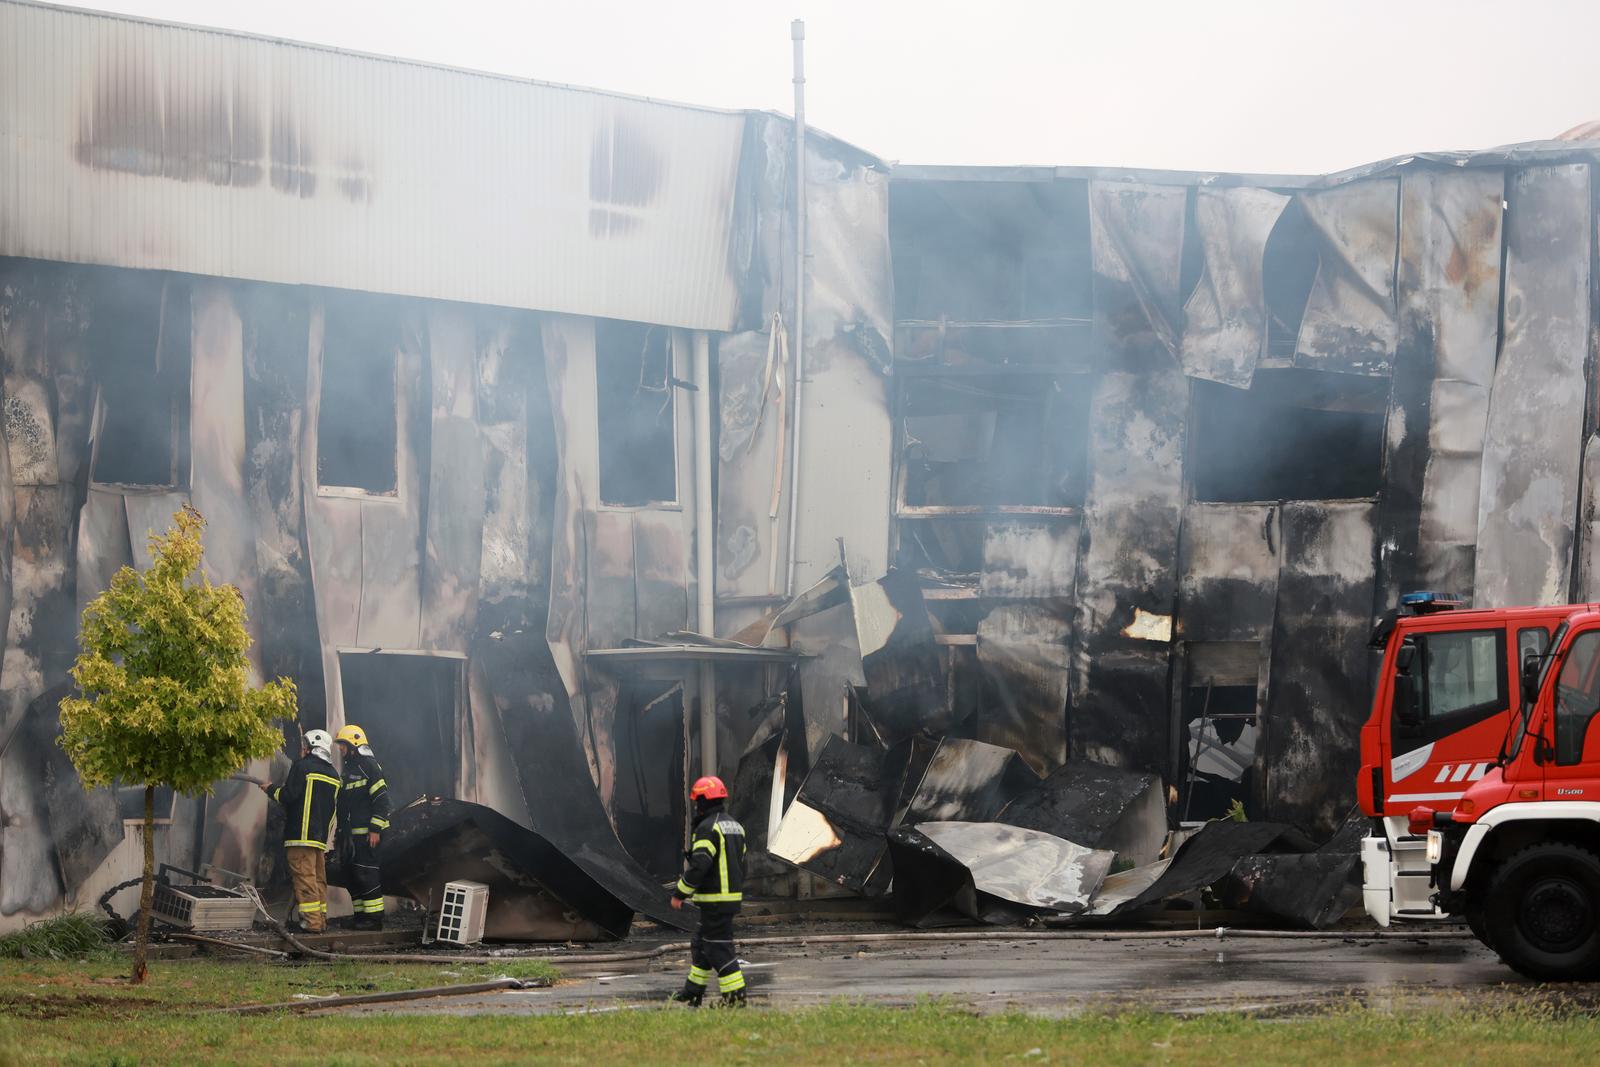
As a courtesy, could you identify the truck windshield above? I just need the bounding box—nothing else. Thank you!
[1506,621,1568,762]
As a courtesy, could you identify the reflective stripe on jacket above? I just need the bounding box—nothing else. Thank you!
[675,811,746,905]
[270,753,340,851]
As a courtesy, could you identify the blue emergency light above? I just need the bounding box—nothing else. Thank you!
[1400,591,1465,614]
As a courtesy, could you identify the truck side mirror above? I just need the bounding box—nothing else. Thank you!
[1394,642,1422,734]
[1522,651,1543,705]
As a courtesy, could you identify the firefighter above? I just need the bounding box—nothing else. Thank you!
[669,776,747,1007]
[333,724,392,930]
[257,729,340,933]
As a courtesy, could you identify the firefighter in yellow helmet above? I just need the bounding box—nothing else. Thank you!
[669,776,747,1007]
[257,729,340,933]
[333,724,392,930]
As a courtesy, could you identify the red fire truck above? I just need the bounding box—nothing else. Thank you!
[1358,595,1582,925]
[1360,593,1600,978]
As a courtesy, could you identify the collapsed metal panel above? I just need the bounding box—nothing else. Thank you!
[1378,169,1504,605]
[996,759,1167,868]
[902,737,1036,824]
[1294,179,1399,376]
[1474,165,1591,608]
[768,735,896,894]
[1071,369,1186,770]
[1089,182,1186,367]
[1180,187,1289,388]
[1263,502,1377,834]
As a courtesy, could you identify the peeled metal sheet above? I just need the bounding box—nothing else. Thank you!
[1222,850,1361,929]
[997,759,1167,868]
[1180,187,1289,388]
[714,328,785,600]
[1474,165,1591,608]
[1111,819,1311,916]
[382,797,638,941]
[902,737,1037,824]
[1294,179,1399,376]
[1089,182,1186,367]
[1378,169,1503,604]
[918,821,1113,913]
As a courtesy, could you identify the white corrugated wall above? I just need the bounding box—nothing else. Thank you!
[0,0,746,331]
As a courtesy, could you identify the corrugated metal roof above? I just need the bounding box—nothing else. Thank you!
[0,0,749,330]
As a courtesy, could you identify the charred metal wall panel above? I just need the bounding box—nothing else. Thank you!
[1294,180,1399,376]
[1378,169,1503,605]
[1180,187,1288,388]
[1176,503,1280,643]
[1474,165,1591,607]
[0,0,751,331]
[1263,502,1377,832]
[1071,369,1186,771]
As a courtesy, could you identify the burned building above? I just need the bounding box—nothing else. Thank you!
[0,0,1598,930]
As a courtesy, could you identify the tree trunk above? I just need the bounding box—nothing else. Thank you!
[132,784,154,984]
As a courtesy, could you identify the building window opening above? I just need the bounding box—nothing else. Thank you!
[337,652,462,806]
[1261,197,1320,359]
[595,319,677,507]
[89,273,190,488]
[899,374,1089,511]
[1179,642,1259,822]
[318,295,399,494]
[1189,369,1386,503]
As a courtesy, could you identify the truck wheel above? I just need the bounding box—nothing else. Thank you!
[1483,842,1600,981]
[1466,904,1496,954]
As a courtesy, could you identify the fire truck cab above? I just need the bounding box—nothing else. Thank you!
[1358,594,1591,927]
[1420,607,1600,979]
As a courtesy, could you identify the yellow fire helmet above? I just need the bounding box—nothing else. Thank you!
[335,724,368,748]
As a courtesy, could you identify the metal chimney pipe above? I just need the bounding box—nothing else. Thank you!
[785,18,807,597]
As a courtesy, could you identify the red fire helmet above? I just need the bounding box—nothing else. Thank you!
[690,776,729,802]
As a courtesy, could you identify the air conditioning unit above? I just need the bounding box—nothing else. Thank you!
[435,880,490,946]
[151,882,257,931]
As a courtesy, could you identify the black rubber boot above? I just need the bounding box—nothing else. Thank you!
[720,989,747,1008]
[669,986,704,1007]
[352,915,383,932]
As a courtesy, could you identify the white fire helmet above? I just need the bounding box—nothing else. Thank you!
[304,729,334,758]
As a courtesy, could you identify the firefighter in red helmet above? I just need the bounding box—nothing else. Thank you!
[670,775,748,1007]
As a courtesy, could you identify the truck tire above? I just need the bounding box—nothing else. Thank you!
[1483,842,1600,981]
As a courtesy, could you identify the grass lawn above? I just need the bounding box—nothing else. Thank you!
[2,957,1598,1067]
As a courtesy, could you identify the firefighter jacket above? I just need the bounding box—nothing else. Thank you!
[674,809,746,906]
[337,748,393,838]
[270,752,340,851]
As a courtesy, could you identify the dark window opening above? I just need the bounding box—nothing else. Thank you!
[1189,369,1386,503]
[89,273,190,487]
[899,374,1089,510]
[890,179,1093,324]
[318,295,398,494]
[1179,641,1259,821]
[1262,197,1320,359]
[611,680,686,880]
[596,319,676,506]
[337,652,461,806]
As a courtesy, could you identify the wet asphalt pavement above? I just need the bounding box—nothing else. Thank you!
[322,930,1537,1018]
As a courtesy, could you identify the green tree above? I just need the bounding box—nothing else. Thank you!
[58,506,296,983]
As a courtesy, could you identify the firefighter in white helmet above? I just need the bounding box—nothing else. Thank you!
[257,729,340,933]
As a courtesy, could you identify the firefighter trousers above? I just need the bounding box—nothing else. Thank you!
[684,904,745,999]
[284,845,328,932]
[341,836,384,919]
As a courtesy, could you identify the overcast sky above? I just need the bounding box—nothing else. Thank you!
[76,0,1600,174]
